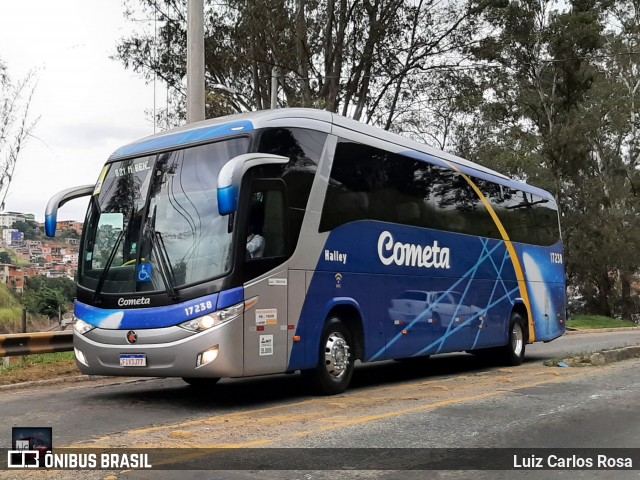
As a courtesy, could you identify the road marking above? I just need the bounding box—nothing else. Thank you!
[70,364,607,474]
[126,398,324,435]
[111,371,601,470]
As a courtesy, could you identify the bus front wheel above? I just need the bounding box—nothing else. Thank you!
[306,318,354,395]
[499,313,526,366]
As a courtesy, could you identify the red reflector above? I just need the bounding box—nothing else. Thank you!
[257,326,265,331]
[288,325,295,330]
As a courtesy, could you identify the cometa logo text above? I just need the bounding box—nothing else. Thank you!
[117,297,151,307]
[377,231,450,269]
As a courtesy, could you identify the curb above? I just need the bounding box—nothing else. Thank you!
[0,375,151,392]
[565,327,640,334]
[0,374,97,392]
[589,345,640,366]
[548,345,640,368]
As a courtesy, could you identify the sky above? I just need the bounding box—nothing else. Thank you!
[0,0,162,222]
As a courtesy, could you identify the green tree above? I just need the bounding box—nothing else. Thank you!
[25,276,76,302]
[458,0,623,315]
[29,287,67,319]
[575,0,640,317]
[116,0,481,129]
[12,220,40,240]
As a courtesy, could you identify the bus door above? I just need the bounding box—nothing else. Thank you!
[242,180,290,376]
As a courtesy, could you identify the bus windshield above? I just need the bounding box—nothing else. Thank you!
[78,138,249,296]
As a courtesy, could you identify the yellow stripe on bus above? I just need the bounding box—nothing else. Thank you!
[441,161,535,343]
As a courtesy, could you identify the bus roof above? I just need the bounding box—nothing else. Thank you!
[109,108,552,200]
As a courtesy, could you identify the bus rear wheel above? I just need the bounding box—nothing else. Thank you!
[499,313,526,366]
[306,318,354,395]
[182,377,220,388]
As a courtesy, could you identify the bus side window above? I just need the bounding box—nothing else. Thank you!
[257,127,326,254]
[245,179,288,266]
[319,141,383,231]
[262,189,286,257]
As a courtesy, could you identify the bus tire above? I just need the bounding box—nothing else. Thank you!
[182,377,220,388]
[499,312,526,366]
[307,318,354,395]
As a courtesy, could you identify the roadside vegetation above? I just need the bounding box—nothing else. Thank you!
[0,277,75,334]
[0,352,78,385]
[0,283,25,328]
[567,315,637,330]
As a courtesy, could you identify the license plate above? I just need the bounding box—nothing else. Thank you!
[119,354,146,367]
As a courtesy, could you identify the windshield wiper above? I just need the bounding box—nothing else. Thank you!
[93,228,125,304]
[152,230,179,300]
[146,205,179,300]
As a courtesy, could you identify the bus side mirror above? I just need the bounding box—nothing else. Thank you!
[217,153,288,215]
[44,185,94,237]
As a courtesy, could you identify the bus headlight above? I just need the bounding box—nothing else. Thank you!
[74,318,95,335]
[197,346,219,367]
[74,348,89,366]
[179,302,244,333]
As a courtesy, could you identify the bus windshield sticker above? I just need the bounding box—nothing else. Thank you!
[113,160,151,178]
[259,335,274,356]
[137,264,153,283]
[256,308,277,326]
[93,165,110,195]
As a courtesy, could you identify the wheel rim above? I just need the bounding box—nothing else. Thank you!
[511,323,524,357]
[324,331,351,378]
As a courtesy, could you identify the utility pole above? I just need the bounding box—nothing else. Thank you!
[271,66,280,109]
[187,0,205,123]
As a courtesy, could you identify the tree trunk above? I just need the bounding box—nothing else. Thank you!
[620,270,632,320]
[596,272,613,318]
[295,0,313,107]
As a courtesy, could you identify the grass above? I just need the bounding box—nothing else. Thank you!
[0,283,24,333]
[0,283,21,307]
[4,351,74,367]
[566,315,637,330]
[0,352,79,385]
[0,312,56,334]
[0,307,23,323]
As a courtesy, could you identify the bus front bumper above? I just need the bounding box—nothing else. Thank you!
[72,316,244,378]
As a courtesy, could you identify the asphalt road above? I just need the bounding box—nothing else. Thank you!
[1,329,640,479]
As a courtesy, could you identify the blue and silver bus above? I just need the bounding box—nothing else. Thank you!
[46,108,566,394]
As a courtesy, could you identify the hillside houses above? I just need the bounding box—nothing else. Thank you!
[0,212,34,228]
[0,264,25,293]
[0,213,81,292]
